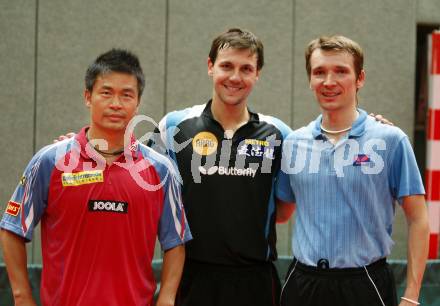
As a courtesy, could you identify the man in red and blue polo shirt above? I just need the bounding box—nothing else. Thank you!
[0,49,191,306]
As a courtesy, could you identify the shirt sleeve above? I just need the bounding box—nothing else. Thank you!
[0,148,53,241]
[157,161,192,251]
[147,126,168,156]
[389,136,425,204]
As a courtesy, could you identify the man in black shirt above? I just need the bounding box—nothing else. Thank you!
[150,28,292,306]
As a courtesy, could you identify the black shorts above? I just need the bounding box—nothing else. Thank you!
[280,258,397,306]
[176,260,281,306]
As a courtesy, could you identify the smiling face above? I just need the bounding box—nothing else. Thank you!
[208,47,260,107]
[85,71,139,135]
[309,49,365,112]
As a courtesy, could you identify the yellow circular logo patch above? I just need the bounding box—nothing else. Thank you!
[192,132,218,156]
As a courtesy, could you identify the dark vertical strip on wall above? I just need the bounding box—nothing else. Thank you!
[290,0,296,129]
[31,0,40,264]
[163,0,169,115]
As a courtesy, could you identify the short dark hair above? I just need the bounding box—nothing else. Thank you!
[85,49,145,98]
[209,28,264,70]
[305,35,364,80]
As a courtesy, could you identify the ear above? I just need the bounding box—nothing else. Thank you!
[207,57,214,76]
[84,90,92,108]
[356,69,365,89]
[255,69,260,81]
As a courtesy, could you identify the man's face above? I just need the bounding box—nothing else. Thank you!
[84,72,139,133]
[208,47,260,107]
[309,49,364,112]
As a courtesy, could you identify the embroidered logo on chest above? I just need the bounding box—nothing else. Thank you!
[62,170,104,186]
[88,200,128,214]
[237,139,275,159]
[353,154,371,166]
[192,131,218,156]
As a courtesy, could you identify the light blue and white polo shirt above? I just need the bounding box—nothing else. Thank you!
[276,109,425,268]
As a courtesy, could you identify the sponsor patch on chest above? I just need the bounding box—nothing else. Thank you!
[88,200,128,214]
[353,154,371,166]
[237,139,275,159]
[62,170,104,186]
[192,131,218,156]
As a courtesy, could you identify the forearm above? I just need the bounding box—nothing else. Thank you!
[404,217,429,300]
[400,195,429,302]
[0,229,36,304]
[156,245,185,306]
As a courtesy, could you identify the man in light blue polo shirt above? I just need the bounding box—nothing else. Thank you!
[276,35,429,306]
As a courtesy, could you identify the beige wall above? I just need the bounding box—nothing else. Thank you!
[1,0,439,264]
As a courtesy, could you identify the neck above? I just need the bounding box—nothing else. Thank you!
[87,125,125,152]
[211,97,250,131]
[321,107,358,131]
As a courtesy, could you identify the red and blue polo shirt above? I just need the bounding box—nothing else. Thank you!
[1,127,191,306]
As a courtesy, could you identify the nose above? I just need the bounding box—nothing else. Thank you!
[109,96,123,109]
[323,73,336,86]
[229,69,242,82]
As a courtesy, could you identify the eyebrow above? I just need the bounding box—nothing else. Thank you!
[312,65,350,70]
[99,85,136,92]
[122,88,136,92]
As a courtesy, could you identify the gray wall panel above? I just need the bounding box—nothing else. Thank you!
[417,0,440,24]
[293,0,417,138]
[167,0,293,124]
[0,2,36,263]
[167,0,293,256]
[36,0,166,150]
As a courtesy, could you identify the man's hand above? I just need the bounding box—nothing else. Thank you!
[369,113,394,126]
[53,132,75,143]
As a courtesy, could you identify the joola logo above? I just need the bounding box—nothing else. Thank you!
[88,200,128,213]
[198,166,257,178]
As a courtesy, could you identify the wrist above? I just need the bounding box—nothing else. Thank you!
[14,293,36,306]
[403,286,420,301]
[401,296,420,305]
[156,290,175,306]
[13,288,34,300]
[156,295,174,306]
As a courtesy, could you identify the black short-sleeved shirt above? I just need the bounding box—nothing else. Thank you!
[150,101,292,265]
